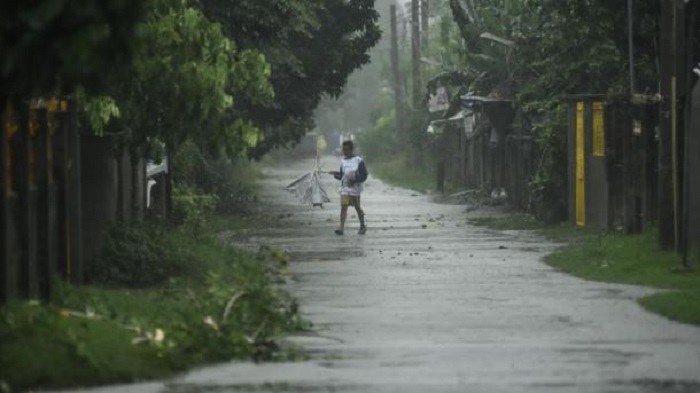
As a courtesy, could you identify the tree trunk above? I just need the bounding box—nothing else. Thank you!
[165,142,174,219]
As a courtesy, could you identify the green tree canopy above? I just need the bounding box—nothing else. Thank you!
[92,0,273,159]
[201,0,381,158]
[0,0,143,99]
[425,0,660,220]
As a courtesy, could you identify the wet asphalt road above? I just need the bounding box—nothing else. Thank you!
[66,158,700,393]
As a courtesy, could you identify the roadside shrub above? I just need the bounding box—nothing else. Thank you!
[91,222,194,288]
[197,158,256,214]
[1,239,308,390]
[172,184,217,238]
[357,107,435,192]
[527,104,569,223]
[175,140,257,214]
[357,110,396,162]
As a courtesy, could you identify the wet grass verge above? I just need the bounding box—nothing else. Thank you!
[545,230,700,327]
[0,218,307,392]
[468,213,578,242]
[470,214,700,327]
[370,155,434,194]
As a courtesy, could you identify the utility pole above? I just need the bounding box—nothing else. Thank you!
[658,0,687,251]
[658,0,675,250]
[673,1,687,253]
[421,0,429,51]
[390,5,404,136]
[681,0,699,269]
[411,0,422,107]
[627,0,636,95]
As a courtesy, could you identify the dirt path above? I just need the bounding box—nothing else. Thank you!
[69,158,700,393]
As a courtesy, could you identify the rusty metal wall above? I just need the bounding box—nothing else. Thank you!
[1,100,148,302]
[1,101,69,301]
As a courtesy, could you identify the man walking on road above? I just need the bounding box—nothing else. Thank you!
[330,140,368,235]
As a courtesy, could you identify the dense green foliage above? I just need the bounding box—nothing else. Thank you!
[6,0,381,163]
[91,222,195,288]
[360,0,660,219]
[0,302,172,389]
[87,0,274,163]
[174,140,259,215]
[92,147,259,288]
[512,0,659,220]
[358,109,396,163]
[127,2,272,155]
[0,219,306,390]
[447,0,660,220]
[358,103,436,192]
[202,0,381,158]
[0,0,143,98]
[1,3,383,388]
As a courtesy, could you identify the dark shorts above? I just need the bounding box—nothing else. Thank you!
[340,195,361,207]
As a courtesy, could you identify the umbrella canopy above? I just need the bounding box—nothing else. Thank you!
[285,171,331,208]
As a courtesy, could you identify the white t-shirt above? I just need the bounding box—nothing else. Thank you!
[340,156,364,196]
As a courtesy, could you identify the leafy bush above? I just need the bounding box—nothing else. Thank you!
[1,238,307,390]
[357,107,435,192]
[175,140,257,214]
[527,104,569,223]
[165,252,304,364]
[197,158,256,214]
[91,223,194,288]
[172,184,217,238]
[371,155,435,193]
[357,110,397,163]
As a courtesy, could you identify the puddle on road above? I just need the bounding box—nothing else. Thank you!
[529,379,700,393]
[164,383,362,393]
[615,379,700,393]
[289,250,366,262]
[558,347,650,367]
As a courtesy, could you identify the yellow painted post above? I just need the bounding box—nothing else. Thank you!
[576,102,586,227]
[592,102,605,157]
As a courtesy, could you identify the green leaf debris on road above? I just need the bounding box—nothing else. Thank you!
[0,219,306,391]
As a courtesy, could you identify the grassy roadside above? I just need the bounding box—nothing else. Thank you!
[469,214,700,327]
[0,217,306,392]
[369,155,434,193]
